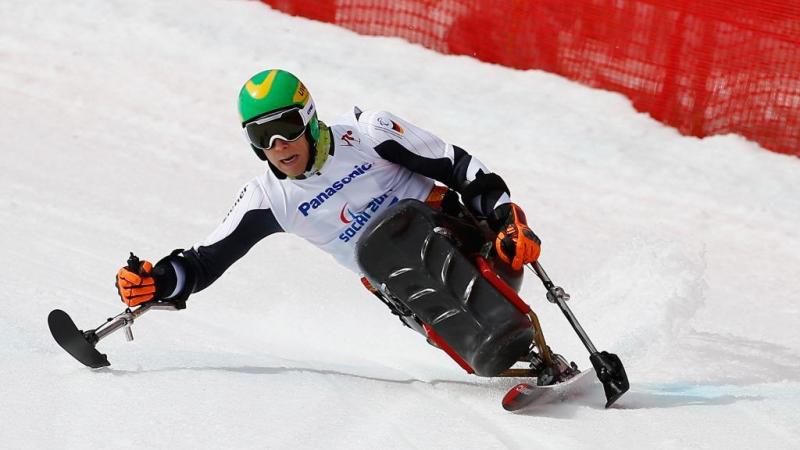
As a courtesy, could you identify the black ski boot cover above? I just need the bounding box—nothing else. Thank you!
[356,199,533,377]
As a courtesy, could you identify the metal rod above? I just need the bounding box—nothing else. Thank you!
[529,261,554,290]
[527,262,599,355]
[497,368,537,378]
[92,303,177,342]
[554,297,598,354]
[93,315,130,341]
[526,311,554,364]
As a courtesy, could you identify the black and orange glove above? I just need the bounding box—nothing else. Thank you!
[492,203,541,271]
[116,259,157,307]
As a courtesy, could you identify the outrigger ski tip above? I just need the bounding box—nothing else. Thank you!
[48,309,110,368]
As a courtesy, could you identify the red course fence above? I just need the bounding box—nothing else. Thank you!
[262,0,800,156]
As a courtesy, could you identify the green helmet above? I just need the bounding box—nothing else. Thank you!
[238,69,320,161]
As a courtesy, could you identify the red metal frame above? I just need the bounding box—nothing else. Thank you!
[422,324,474,374]
[474,257,531,315]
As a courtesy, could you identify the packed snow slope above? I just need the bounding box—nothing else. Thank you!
[2,0,799,448]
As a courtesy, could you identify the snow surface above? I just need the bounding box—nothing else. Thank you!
[2,0,800,448]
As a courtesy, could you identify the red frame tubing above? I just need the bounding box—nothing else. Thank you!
[475,257,531,315]
[422,324,474,374]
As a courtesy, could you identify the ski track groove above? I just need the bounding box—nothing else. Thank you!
[404,372,525,449]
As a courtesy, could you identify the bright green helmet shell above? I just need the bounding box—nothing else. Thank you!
[238,69,320,144]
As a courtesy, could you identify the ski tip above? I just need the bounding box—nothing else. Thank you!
[501,383,536,412]
[48,308,66,321]
[47,309,72,334]
[501,368,598,412]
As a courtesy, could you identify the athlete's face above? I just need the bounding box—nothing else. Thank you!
[264,133,311,177]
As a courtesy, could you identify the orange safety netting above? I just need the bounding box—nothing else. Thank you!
[262,0,800,156]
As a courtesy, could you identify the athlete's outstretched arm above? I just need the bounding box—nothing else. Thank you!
[129,180,283,306]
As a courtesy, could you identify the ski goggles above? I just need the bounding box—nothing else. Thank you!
[243,107,307,151]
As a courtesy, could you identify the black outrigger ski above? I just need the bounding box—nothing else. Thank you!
[48,253,181,368]
[48,302,180,368]
[48,309,110,368]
